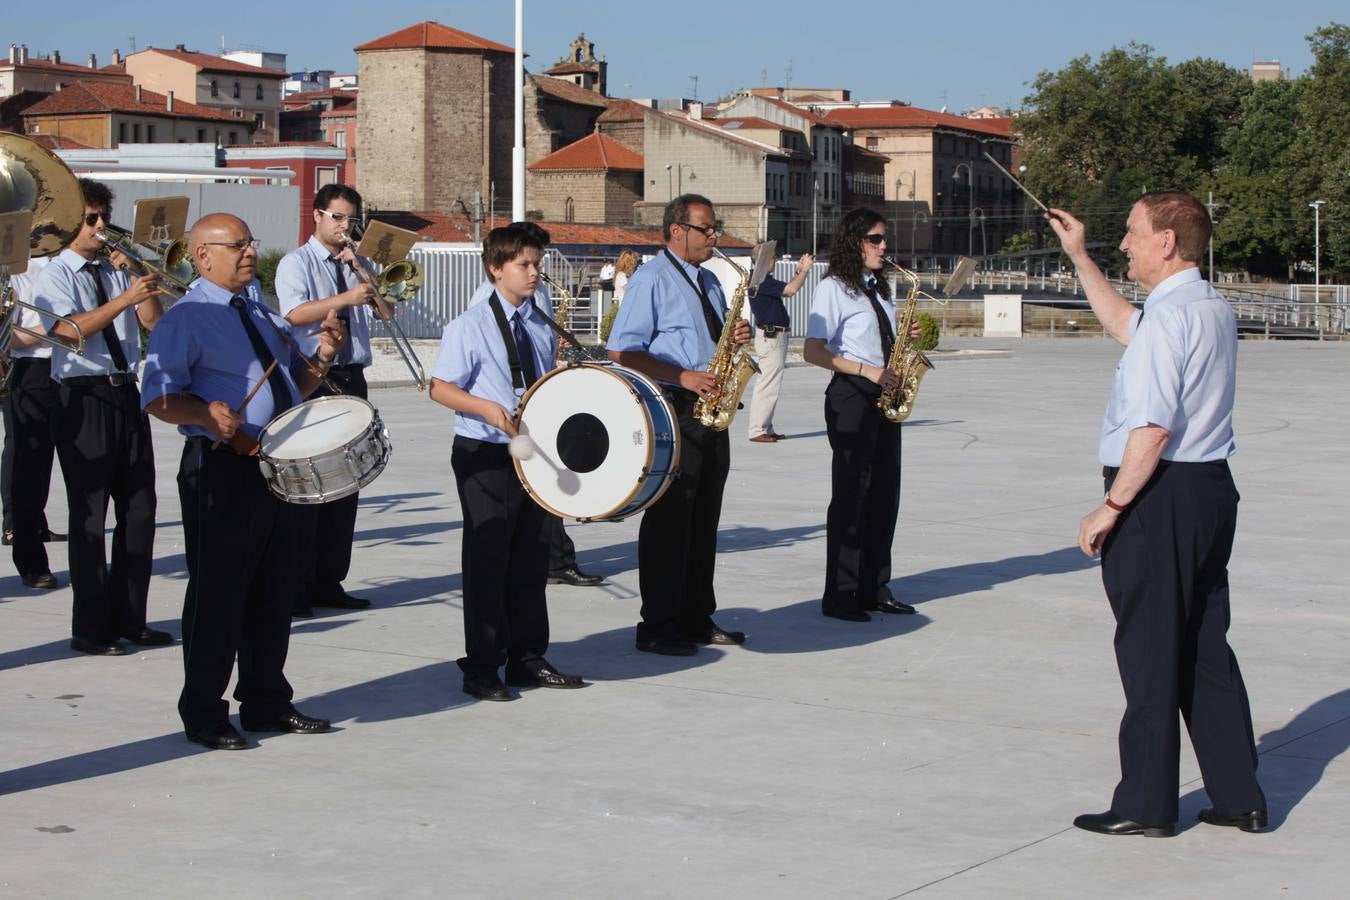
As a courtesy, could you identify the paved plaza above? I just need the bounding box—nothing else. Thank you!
[2,337,1347,898]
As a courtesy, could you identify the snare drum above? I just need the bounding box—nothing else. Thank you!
[257,395,392,504]
[513,363,680,521]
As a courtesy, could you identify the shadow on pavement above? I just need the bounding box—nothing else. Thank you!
[0,617,180,671]
[894,546,1097,605]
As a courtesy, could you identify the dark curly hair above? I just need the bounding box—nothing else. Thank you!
[826,208,890,299]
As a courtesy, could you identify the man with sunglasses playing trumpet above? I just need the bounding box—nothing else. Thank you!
[275,184,391,617]
[34,178,169,655]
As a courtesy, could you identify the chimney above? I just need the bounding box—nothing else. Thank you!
[8,45,16,65]
[88,53,97,68]
[175,43,186,53]
[166,90,173,112]
[689,101,703,121]
[51,50,61,65]
[111,49,122,66]
[135,84,142,103]
[19,45,28,64]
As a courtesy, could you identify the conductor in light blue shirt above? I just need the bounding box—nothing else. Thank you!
[1050,193,1266,838]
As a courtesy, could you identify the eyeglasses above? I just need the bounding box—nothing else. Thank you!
[84,211,109,227]
[863,233,887,246]
[677,220,724,238]
[202,238,260,252]
[316,209,357,225]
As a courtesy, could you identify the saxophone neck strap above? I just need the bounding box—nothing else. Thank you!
[664,249,723,345]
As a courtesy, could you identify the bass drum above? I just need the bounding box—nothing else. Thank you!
[257,395,392,504]
[513,363,680,522]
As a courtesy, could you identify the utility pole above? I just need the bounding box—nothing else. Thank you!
[1204,191,1221,282]
[812,179,820,257]
[1310,199,1327,299]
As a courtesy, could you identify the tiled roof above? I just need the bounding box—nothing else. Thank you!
[664,111,786,156]
[757,95,833,127]
[21,81,242,122]
[824,105,1014,138]
[281,88,359,109]
[0,57,132,80]
[596,99,650,123]
[320,105,357,118]
[528,132,642,172]
[25,133,94,150]
[544,62,600,76]
[355,21,514,54]
[371,211,750,249]
[130,47,285,78]
[530,75,609,109]
[847,143,890,162]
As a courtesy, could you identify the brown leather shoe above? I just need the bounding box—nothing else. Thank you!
[749,434,777,443]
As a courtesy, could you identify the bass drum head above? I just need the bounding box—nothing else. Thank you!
[259,395,376,460]
[514,364,676,521]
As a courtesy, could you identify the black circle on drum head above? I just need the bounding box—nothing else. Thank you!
[557,413,609,474]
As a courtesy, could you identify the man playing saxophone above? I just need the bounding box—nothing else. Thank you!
[606,194,753,655]
[803,209,922,622]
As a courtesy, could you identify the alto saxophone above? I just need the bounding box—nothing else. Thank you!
[876,257,934,422]
[537,270,573,364]
[693,248,760,430]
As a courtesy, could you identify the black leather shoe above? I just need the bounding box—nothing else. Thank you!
[636,637,698,656]
[547,566,603,586]
[687,624,746,646]
[121,627,173,646]
[1198,808,1268,832]
[185,723,248,750]
[1073,811,1175,837]
[21,572,59,590]
[1,530,11,546]
[313,590,370,610]
[505,661,586,689]
[822,606,871,622]
[291,605,315,619]
[463,672,515,701]
[869,596,916,615]
[240,708,332,734]
[70,637,129,656]
[38,528,66,543]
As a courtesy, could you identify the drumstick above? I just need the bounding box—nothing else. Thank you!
[981,150,1050,213]
[211,360,277,449]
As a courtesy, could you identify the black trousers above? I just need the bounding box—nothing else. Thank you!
[53,379,156,643]
[295,363,366,605]
[1101,460,1264,825]
[6,358,58,576]
[635,390,730,641]
[822,374,902,613]
[177,438,297,730]
[451,436,549,677]
[546,515,578,572]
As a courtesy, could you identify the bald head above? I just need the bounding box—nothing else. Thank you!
[189,213,257,294]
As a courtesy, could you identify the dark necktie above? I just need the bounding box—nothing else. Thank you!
[230,296,294,413]
[694,270,724,344]
[863,280,895,363]
[512,310,540,388]
[328,255,354,364]
[84,262,130,372]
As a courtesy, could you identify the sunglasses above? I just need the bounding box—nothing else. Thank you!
[316,208,357,225]
[84,211,109,227]
[863,233,887,246]
[677,220,724,238]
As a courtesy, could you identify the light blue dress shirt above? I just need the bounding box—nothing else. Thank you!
[431,292,558,444]
[275,235,373,366]
[605,250,726,378]
[33,248,142,379]
[468,277,554,313]
[141,277,307,439]
[1099,267,1238,466]
[805,273,895,368]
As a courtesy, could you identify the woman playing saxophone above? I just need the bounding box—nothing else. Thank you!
[802,209,922,622]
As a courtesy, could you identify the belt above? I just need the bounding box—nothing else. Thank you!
[759,325,785,337]
[62,372,138,387]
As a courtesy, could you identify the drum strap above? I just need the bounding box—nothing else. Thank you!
[230,296,294,414]
[488,292,535,391]
[664,249,724,345]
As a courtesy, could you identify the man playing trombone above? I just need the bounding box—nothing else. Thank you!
[33,178,169,655]
[275,184,390,616]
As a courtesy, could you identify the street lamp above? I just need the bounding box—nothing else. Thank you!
[972,207,987,257]
[677,163,696,196]
[1310,199,1327,298]
[812,179,820,257]
[911,210,928,270]
[665,163,672,201]
[953,162,976,256]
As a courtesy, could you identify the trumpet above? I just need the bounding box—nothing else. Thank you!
[1,273,87,397]
[341,232,427,391]
[96,224,197,297]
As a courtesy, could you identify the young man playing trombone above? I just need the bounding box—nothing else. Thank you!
[275,184,390,616]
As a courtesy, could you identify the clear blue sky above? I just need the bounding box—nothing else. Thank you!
[7,1,1344,112]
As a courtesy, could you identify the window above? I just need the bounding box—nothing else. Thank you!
[254,112,264,130]
[866,136,878,150]
[197,128,206,142]
[210,80,219,98]
[118,122,127,144]
[264,165,290,187]
[334,129,346,149]
[255,84,263,101]
[564,197,576,223]
[133,123,141,142]
[228,131,238,144]
[315,166,338,188]
[146,124,155,142]
[232,82,241,99]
